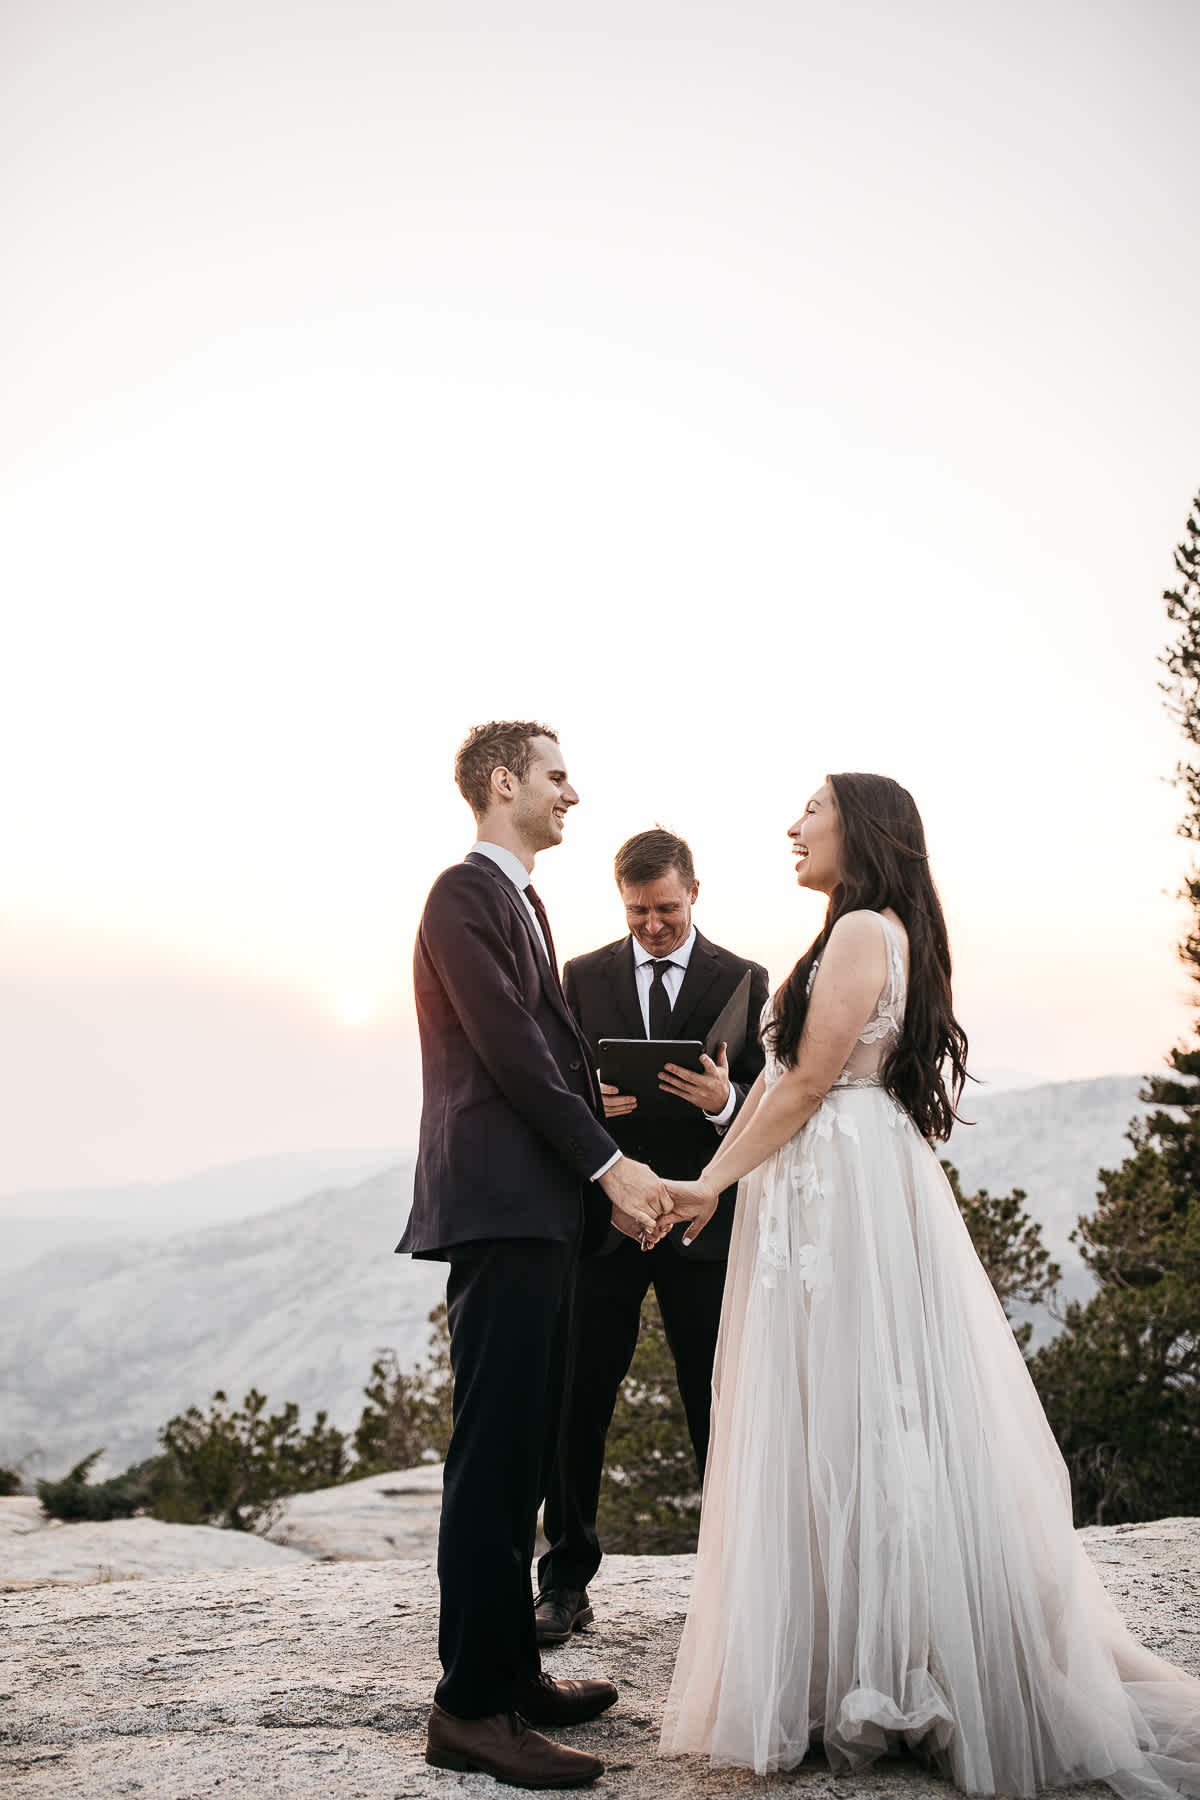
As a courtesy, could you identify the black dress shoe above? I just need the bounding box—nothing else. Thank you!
[534,1586,594,1647]
[426,1704,603,1788]
[514,1671,617,1727]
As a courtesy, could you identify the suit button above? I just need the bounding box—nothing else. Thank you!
[569,1058,582,1071]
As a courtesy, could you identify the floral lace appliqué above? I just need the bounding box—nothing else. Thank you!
[756,1224,790,1288]
[756,1216,831,1294]
[793,1242,833,1293]
[757,1137,827,1288]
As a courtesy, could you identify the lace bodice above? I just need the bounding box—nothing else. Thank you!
[764,912,907,1090]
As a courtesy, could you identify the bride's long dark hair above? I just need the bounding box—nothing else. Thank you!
[764,772,969,1141]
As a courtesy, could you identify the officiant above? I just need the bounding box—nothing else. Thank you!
[535,827,769,1646]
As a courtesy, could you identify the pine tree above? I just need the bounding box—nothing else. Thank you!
[1031,1164,1200,1523]
[941,1163,1061,1352]
[1028,490,1200,1524]
[1144,487,1200,1190]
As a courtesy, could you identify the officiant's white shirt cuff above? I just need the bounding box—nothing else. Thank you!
[591,1150,622,1181]
[705,1085,737,1128]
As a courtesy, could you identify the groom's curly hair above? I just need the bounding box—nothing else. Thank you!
[764,772,970,1141]
[454,720,559,818]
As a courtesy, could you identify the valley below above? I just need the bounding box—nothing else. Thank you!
[0,1075,1149,1481]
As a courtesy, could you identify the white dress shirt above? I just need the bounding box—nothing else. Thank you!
[470,841,550,959]
[470,842,620,1181]
[632,927,736,1127]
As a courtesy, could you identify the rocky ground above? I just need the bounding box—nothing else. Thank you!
[267,1465,445,1563]
[2,1518,1198,1800]
[0,1496,308,1588]
[0,1466,445,1590]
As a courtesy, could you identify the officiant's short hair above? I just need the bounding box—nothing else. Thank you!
[455,719,559,817]
[614,828,695,890]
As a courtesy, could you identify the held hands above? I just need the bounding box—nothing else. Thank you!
[599,1155,669,1243]
[643,1176,721,1248]
[658,1043,732,1115]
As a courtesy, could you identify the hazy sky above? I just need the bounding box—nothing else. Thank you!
[3,0,1199,1191]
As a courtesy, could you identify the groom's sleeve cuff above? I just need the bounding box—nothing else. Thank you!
[591,1150,622,1181]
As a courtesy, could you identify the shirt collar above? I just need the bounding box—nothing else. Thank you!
[631,925,697,971]
[470,841,532,892]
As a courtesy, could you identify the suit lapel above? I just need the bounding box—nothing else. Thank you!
[466,852,586,1041]
[610,939,646,1039]
[668,932,724,1040]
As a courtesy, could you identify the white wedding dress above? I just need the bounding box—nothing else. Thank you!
[660,913,1200,1797]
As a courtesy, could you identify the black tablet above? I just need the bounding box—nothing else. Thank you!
[597,1038,705,1120]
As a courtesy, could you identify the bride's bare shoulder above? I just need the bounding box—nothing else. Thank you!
[828,908,888,938]
[822,910,891,964]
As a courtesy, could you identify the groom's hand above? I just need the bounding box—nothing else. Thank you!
[609,1204,650,1244]
[599,1155,668,1240]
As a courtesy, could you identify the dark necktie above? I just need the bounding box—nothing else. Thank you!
[648,959,677,1038]
[524,883,558,976]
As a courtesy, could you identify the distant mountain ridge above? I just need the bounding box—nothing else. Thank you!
[0,1076,1152,1482]
[0,1147,406,1273]
[0,1161,445,1481]
[945,1072,1146,1310]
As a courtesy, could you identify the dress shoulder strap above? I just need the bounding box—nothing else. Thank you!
[874,913,907,1005]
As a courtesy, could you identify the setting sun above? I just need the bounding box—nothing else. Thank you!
[335,995,375,1029]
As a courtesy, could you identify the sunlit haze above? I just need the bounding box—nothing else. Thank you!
[3,0,1199,1189]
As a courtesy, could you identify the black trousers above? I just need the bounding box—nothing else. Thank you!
[435,1234,578,1720]
[537,1236,728,1593]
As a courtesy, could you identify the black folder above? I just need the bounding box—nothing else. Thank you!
[596,1038,705,1119]
[596,969,756,1119]
[703,968,754,1064]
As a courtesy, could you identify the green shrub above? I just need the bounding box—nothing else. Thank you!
[155,1388,350,1531]
[352,1305,453,1474]
[37,1451,167,1521]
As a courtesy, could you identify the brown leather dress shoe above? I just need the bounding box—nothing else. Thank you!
[425,1703,604,1788]
[513,1670,618,1727]
[534,1586,594,1647]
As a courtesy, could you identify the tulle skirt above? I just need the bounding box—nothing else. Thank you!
[659,1085,1200,1797]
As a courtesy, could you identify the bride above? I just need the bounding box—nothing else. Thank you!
[652,772,1200,1798]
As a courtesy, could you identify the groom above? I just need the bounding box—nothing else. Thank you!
[398,720,668,1789]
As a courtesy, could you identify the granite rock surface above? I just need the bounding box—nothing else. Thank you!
[0,1467,446,1591]
[3,1519,1198,1800]
[266,1464,445,1562]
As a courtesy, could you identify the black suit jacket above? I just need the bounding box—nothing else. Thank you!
[563,931,770,1261]
[397,853,618,1260]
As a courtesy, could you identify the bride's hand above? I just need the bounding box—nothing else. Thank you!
[653,1177,721,1246]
